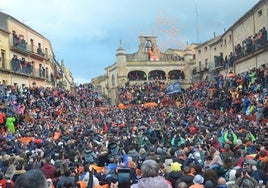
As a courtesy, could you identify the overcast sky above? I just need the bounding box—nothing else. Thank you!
[0,0,259,84]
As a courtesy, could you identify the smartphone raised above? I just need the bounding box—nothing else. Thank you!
[117,168,131,188]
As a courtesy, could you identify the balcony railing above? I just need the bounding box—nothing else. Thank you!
[10,37,48,60]
[0,57,55,83]
[10,37,32,55]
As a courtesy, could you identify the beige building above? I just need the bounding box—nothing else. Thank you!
[93,36,197,105]
[0,12,73,90]
[194,0,268,82]
[59,60,75,91]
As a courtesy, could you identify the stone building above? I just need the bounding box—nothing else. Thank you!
[93,36,197,105]
[0,11,74,90]
[194,0,268,82]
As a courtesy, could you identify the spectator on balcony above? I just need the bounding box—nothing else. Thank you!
[261,27,267,46]
[11,55,19,72]
[245,36,253,54]
[20,58,26,73]
[37,47,44,56]
[12,33,19,46]
[26,62,32,75]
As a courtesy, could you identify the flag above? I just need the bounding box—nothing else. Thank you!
[165,82,182,95]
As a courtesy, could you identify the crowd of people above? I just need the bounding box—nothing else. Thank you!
[0,64,268,188]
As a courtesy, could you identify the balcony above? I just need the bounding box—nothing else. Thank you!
[10,38,32,56]
[10,36,48,61]
[30,45,48,61]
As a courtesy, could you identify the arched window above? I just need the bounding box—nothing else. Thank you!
[168,70,185,80]
[128,71,147,81]
[148,70,166,80]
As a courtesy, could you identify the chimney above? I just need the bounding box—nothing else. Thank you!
[213,32,216,38]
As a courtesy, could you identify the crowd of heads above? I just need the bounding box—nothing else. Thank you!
[0,63,268,187]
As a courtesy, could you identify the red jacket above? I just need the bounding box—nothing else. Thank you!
[0,179,15,188]
[41,162,56,179]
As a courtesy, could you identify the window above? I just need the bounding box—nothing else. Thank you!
[30,39,34,52]
[214,47,217,51]
[204,47,207,51]
[229,34,232,41]
[1,50,5,69]
[46,67,48,79]
[258,9,262,17]
[45,48,48,58]
[198,50,201,54]
[112,75,115,85]
[224,39,226,45]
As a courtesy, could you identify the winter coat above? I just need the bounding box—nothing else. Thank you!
[179,174,194,187]
[56,176,75,188]
[165,171,183,188]
[5,117,16,134]
[11,169,26,183]
[131,176,172,188]
[0,179,15,188]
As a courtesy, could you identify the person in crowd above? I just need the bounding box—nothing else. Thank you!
[189,174,204,188]
[14,169,48,188]
[41,155,56,179]
[131,159,172,188]
[217,177,227,188]
[12,162,26,183]
[56,162,75,188]
[177,166,194,187]
[165,162,183,188]
[235,169,259,187]
[0,62,268,188]
[0,171,15,188]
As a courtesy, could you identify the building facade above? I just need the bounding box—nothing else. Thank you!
[194,0,268,82]
[93,36,197,105]
[0,12,74,90]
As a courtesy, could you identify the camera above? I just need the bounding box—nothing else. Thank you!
[242,167,247,175]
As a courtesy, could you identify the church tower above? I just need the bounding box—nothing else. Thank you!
[116,40,127,86]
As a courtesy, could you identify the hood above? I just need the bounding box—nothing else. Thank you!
[43,162,54,169]
[136,176,171,188]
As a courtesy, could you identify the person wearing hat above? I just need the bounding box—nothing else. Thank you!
[189,174,204,188]
[165,162,182,188]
